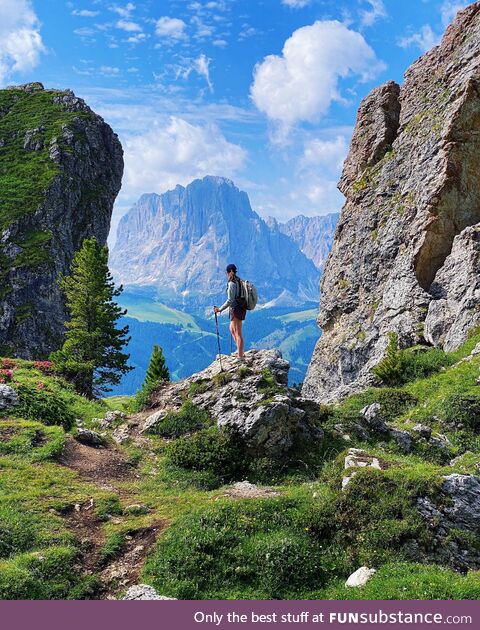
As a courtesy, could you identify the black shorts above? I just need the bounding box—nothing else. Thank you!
[230,306,246,321]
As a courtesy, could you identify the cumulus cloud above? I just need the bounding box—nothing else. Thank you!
[250,21,385,137]
[116,19,142,32]
[110,2,135,18]
[300,135,348,171]
[156,16,187,40]
[0,0,46,86]
[359,0,387,27]
[122,116,247,197]
[398,24,439,52]
[281,0,311,8]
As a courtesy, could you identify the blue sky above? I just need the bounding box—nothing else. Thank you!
[0,0,471,243]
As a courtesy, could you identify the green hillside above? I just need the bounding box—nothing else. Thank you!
[1,330,480,599]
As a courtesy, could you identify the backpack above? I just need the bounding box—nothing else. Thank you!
[236,277,258,311]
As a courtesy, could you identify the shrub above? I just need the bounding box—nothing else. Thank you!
[149,401,212,438]
[0,546,92,600]
[12,382,75,430]
[443,394,480,432]
[143,497,328,599]
[373,334,453,386]
[166,425,249,485]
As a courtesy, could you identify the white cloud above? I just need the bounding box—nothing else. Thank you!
[281,0,311,8]
[99,65,121,76]
[191,15,215,39]
[0,0,46,85]
[72,9,100,17]
[116,19,142,32]
[300,135,348,171]
[250,21,385,136]
[126,32,147,44]
[122,116,247,197]
[398,24,439,52]
[359,0,387,27]
[156,16,187,40]
[440,0,469,27]
[172,54,214,92]
[110,2,135,18]
[213,38,228,47]
[195,54,213,92]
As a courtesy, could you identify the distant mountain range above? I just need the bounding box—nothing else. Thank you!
[271,213,339,271]
[110,176,336,311]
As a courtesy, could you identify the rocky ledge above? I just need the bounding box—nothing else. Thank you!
[135,349,323,458]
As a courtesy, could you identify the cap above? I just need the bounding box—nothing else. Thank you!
[226,263,237,273]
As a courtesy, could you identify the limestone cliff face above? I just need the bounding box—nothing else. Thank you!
[303,3,480,403]
[0,83,123,359]
[110,176,320,310]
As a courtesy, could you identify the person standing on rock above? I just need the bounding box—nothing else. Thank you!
[213,263,246,359]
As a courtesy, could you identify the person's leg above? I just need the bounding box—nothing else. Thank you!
[229,319,238,354]
[238,320,245,356]
[232,319,244,357]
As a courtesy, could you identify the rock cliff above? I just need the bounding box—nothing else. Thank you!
[109,176,320,310]
[0,83,123,359]
[303,4,480,403]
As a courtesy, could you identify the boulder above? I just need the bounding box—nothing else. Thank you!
[415,474,480,570]
[342,448,386,488]
[75,429,106,448]
[0,385,18,409]
[345,566,377,588]
[122,584,176,600]
[146,349,323,458]
[360,403,389,433]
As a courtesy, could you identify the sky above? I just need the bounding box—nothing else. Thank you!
[0,0,472,243]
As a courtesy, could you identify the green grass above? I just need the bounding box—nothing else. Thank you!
[273,309,318,324]
[322,562,480,600]
[1,330,480,599]
[116,293,203,330]
[0,88,94,232]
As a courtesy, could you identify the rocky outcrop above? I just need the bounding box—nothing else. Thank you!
[140,348,323,458]
[414,474,480,570]
[109,176,320,311]
[303,4,480,403]
[0,385,18,409]
[0,83,123,359]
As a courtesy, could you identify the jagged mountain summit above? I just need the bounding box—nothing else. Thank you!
[303,3,480,403]
[268,213,339,271]
[0,82,123,359]
[109,176,320,309]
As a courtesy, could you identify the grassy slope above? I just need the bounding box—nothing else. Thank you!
[0,88,94,273]
[1,332,480,599]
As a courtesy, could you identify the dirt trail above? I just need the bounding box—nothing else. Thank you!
[58,436,166,599]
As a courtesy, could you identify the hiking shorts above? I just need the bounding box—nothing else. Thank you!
[230,305,246,321]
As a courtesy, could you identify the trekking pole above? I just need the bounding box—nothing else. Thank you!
[214,312,223,372]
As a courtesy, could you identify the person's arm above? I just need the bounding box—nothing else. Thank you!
[218,281,236,312]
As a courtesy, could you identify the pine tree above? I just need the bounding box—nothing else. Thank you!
[50,237,133,398]
[144,345,170,388]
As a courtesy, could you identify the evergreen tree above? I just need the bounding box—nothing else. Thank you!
[144,345,170,388]
[50,237,133,398]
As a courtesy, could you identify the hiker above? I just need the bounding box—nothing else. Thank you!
[213,263,246,358]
